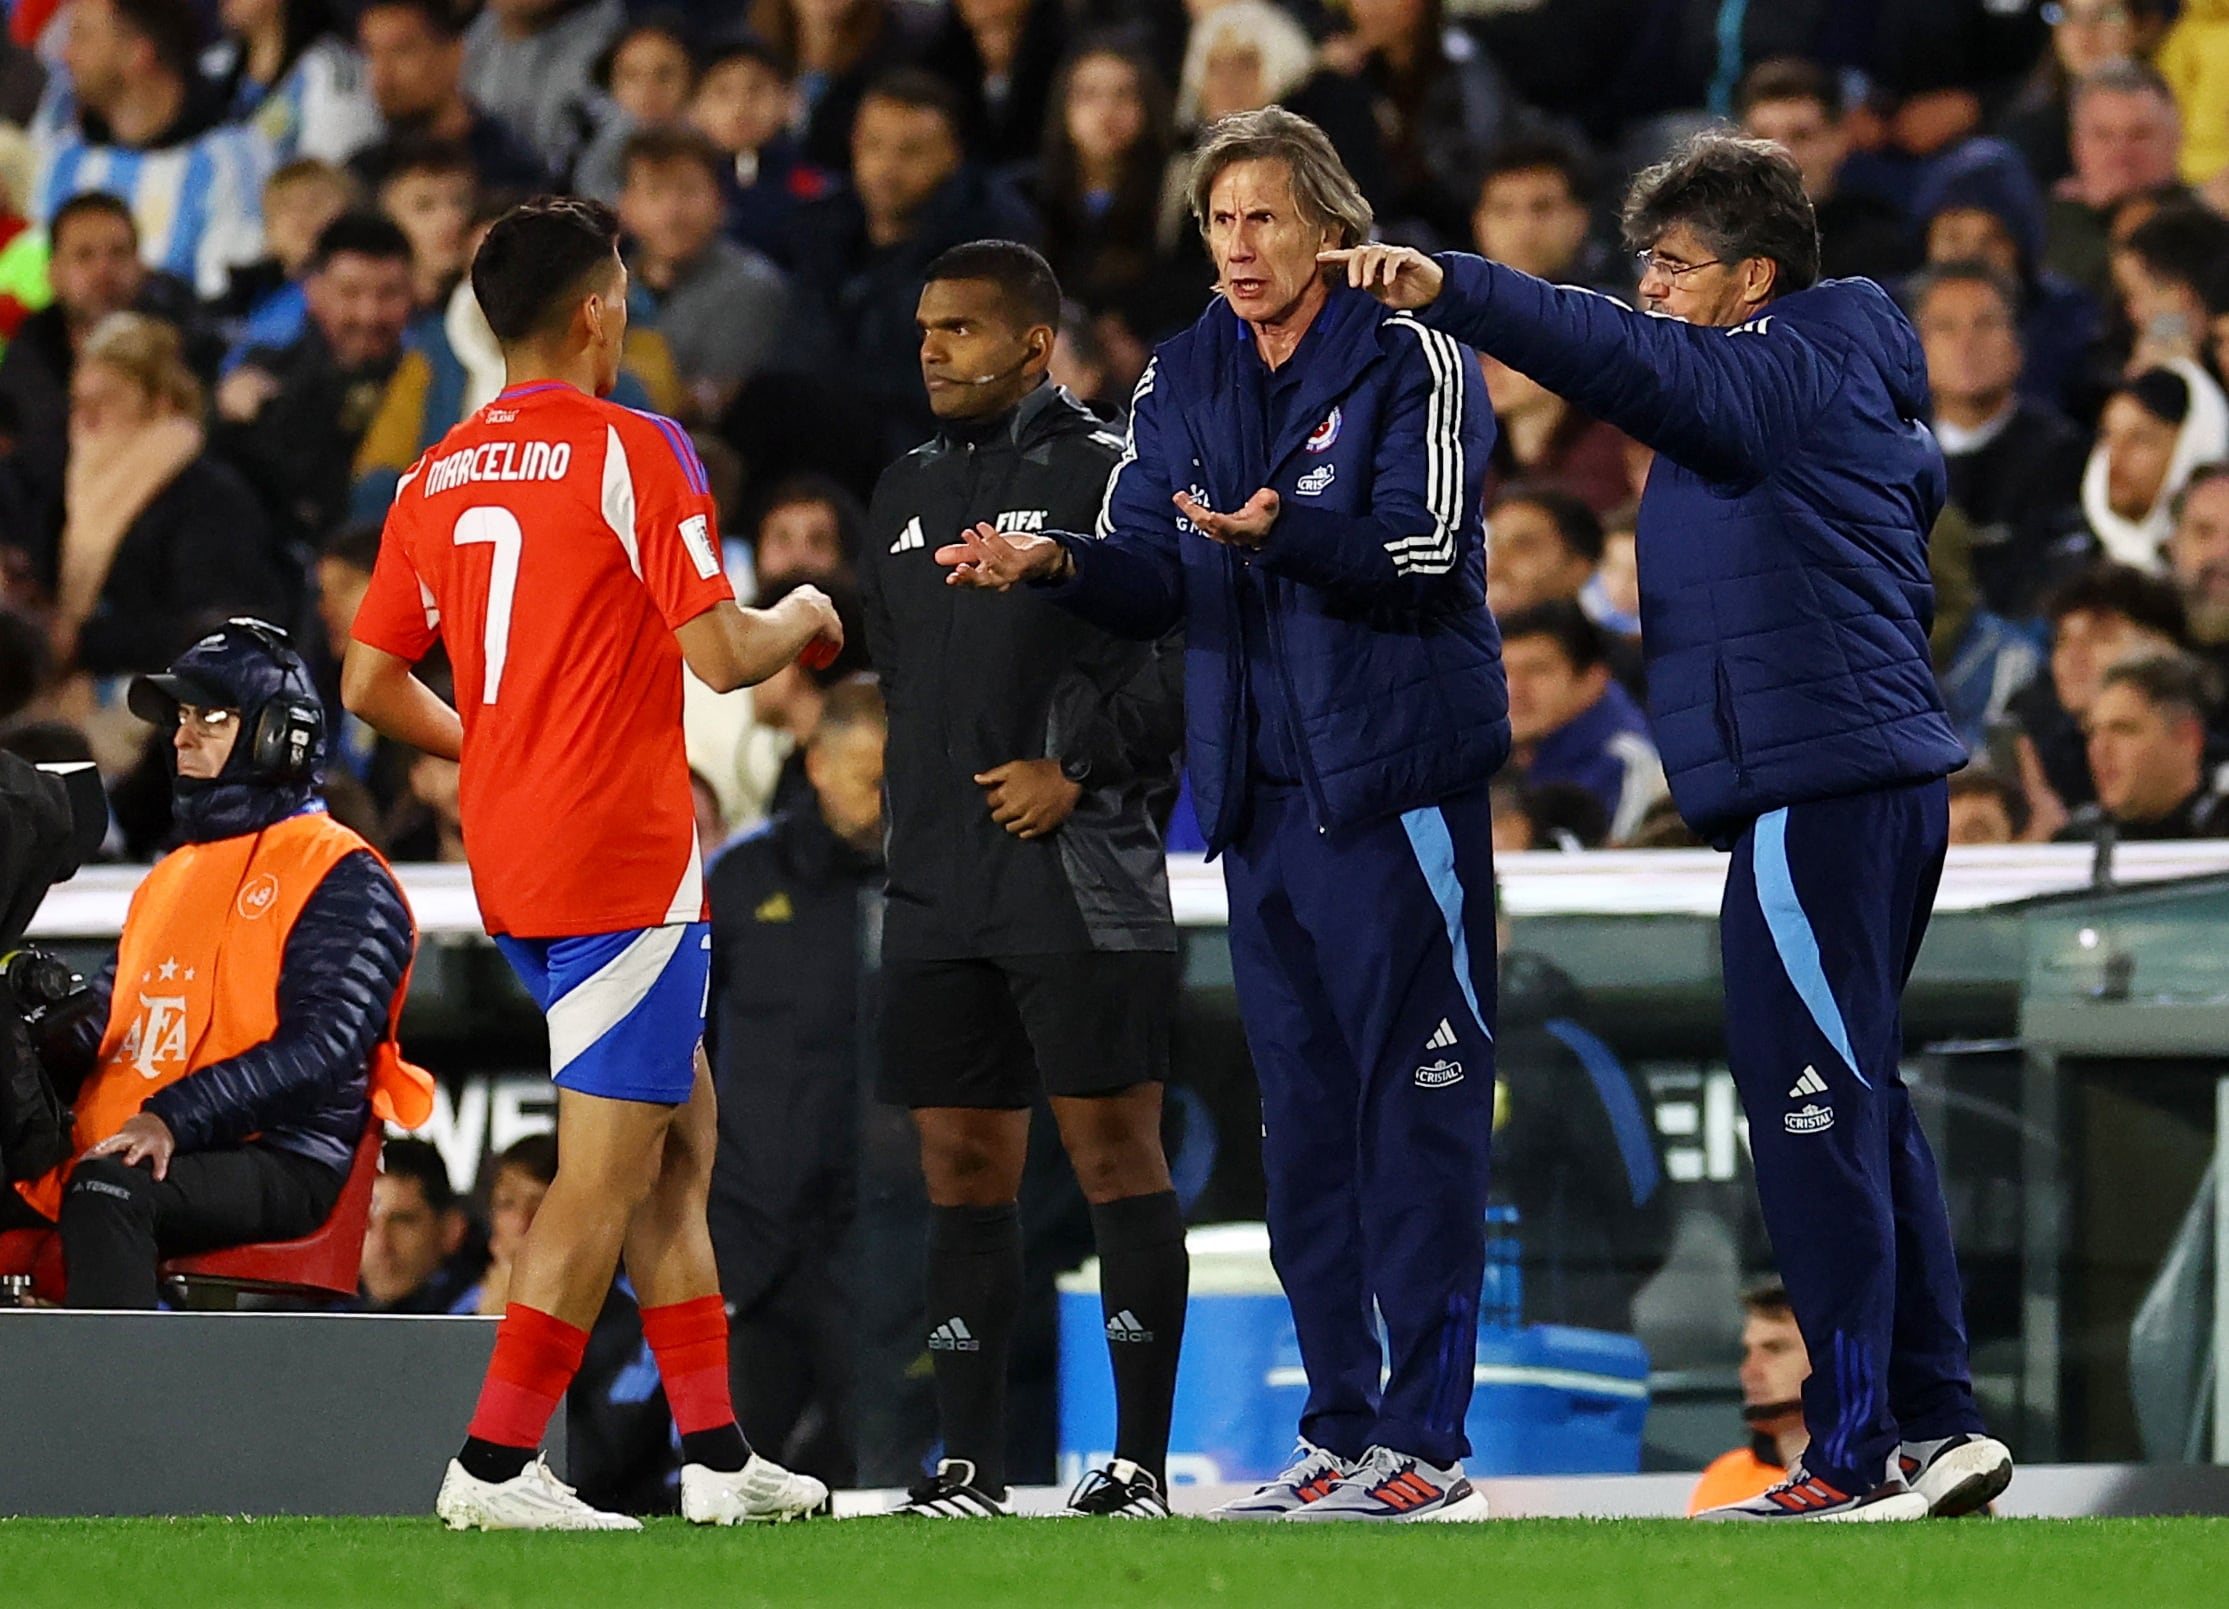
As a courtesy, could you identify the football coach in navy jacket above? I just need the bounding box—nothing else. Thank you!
[1330,131,2014,1523]
[941,107,1506,1522]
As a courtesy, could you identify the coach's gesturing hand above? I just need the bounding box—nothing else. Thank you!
[937,523,1072,589]
[1318,244,1444,310]
[1177,488,1279,549]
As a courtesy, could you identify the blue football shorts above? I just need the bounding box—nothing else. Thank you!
[494,922,711,1105]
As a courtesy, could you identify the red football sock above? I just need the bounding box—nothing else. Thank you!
[640,1294,735,1435]
[467,1303,589,1450]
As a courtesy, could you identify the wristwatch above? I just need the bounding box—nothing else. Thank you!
[1059,754,1093,786]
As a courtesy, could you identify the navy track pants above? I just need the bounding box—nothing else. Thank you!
[1721,777,1985,1490]
[1223,783,1497,1466]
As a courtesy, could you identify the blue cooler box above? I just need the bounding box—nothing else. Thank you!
[1058,1224,1650,1486]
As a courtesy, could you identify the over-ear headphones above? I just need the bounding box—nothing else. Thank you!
[220,618,326,784]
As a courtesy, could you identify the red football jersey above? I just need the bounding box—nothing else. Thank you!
[354,381,733,937]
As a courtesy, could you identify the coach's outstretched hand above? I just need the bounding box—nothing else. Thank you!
[937,523,1069,590]
[1319,245,1444,310]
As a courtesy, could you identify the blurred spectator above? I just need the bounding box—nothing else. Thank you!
[308,521,390,790]
[2058,652,2229,839]
[356,0,549,193]
[456,1131,556,1316]
[1687,1281,1807,1515]
[0,605,52,723]
[2111,202,2229,377]
[1736,58,1917,285]
[0,33,45,126]
[391,751,464,861]
[2166,463,2229,682]
[753,472,859,589]
[1915,139,2101,415]
[1165,0,1376,258]
[1585,503,1640,639]
[361,1135,480,1312]
[360,135,477,308]
[1911,262,2090,618]
[0,193,202,574]
[1619,794,1701,849]
[1481,352,1633,515]
[206,0,383,165]
[618,125,788,423]
[350,197,679,514]
[732,69,1035,491]
[2045,60,2184,303]
[1031,42,1196,340]
[1489,774,1608,854]
[53,314,288,685]
[1947,766,2026,846]
[923,0,1067,169]
[215,159,358,357]
[1485,484,1600,616]
[1310,0,1521,248]
[1930,504,2044,755]
[2082,364,2229,571]
[571,8,697,204]
[1047,300,1123,417]
[686,33,834,263]
[0,123,50,355]
[1999,0,2167,189]
[1469,137,1617,294]
[706,677,887,1489]
[1499,600,1663,844]
[461,0,623,181]
[28,0,266,299]
[1492,939,1671,1330]
[216,210,415,553]
[748,0,928,175]
[2006,560,2187,825]
[2158,0,2229,188]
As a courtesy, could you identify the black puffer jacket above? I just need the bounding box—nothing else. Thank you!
[861,383,1183,960]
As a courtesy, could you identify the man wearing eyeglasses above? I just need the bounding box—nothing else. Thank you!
[1326,130,2011,1523]
[0,620,428,1307]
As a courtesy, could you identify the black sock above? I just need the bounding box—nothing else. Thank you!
[1090,1190,1188,1487]
[458,1436,535,1484]
[680,1424,750,1472]
[925,1201,1022,1499]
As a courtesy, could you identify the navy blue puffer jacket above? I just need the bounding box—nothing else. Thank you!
[1043,286,1509,852]
[1423,257,1967,844]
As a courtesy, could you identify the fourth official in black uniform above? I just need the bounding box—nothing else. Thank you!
[861,240,1190,1519]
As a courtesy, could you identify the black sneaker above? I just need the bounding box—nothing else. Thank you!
[1063,1459,1172,1518]
[891,1459,1013,1518]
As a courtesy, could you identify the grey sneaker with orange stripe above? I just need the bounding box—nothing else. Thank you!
[1694,1462,1928,1522]
[1281,1445,1489,1522]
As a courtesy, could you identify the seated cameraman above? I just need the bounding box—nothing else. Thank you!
[0,621,427,1308]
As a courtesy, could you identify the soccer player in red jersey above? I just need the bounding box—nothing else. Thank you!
[343,197,842,1531]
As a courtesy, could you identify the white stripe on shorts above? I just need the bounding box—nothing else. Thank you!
[547,924,688,1075]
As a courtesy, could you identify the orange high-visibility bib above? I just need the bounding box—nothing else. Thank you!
[17,811,432,1220]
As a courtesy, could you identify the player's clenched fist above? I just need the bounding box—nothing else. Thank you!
[1318,244,1444,310]
[782,584,845,668]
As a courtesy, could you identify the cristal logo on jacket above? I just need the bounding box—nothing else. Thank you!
[1306,407,1342,452]
[238,874,281,920]
[1414,1058,1464,1088]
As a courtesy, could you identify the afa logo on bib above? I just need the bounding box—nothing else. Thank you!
[1305,407,1342,453]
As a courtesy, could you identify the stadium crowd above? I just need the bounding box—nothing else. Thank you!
[0,1,2224,851]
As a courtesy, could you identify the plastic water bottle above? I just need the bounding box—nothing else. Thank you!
[1482,1205,1523,1329]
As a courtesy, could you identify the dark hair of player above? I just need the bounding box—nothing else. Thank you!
[471,196,624,345]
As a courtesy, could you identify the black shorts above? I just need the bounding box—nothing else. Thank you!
[876,951,1177,1110]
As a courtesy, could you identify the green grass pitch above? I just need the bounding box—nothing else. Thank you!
[7,1517,2229,1608]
